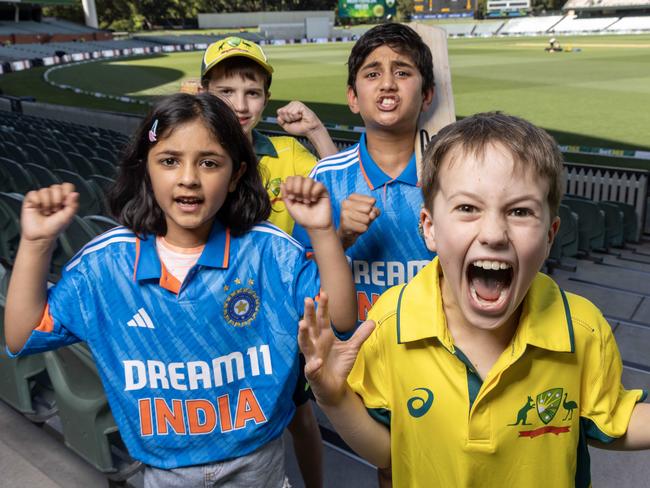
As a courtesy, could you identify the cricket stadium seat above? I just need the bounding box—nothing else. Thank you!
[562,196,607,254]
[597,202,625,248]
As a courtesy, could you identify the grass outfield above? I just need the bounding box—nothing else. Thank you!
[1,34,649,164]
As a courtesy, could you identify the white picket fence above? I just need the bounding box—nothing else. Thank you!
[564,163,649,237]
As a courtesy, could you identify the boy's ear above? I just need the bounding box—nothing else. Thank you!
[229,162,247,192]
[545,215,561,256]
[265,91,271,107]
[420,207,437,252]
[347,86,360,114]
[421,87,434,113]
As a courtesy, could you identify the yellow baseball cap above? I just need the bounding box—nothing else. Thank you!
[201,36,273,81]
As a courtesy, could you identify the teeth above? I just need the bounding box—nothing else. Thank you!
[380,98,396,108]
[473,260,511,270]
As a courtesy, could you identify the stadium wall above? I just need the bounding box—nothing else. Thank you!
[197,11,334,29]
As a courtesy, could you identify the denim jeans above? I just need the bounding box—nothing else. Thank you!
[144,436,288,488]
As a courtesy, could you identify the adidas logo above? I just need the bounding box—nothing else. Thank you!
[127,308,155,329]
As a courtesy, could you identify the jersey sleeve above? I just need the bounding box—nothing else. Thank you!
[580,312,646,442]
[347,308,391,425]
[291,138,317,178]
[6,266,89,357]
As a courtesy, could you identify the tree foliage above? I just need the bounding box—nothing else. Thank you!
[44,0,339,31]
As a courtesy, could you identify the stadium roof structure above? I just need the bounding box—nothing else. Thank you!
[563,0,650,10]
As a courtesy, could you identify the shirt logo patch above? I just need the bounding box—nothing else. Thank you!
[268,177,281,197]
[127,308,155,329]
[508,388,576,438]
[224,287,260,327]
[536,387,563,424]
[407,387,434,418]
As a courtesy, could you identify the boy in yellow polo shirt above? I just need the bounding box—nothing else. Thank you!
[299,112,650,487]
[200,37,338,488]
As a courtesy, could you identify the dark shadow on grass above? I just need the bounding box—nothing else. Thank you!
[56,57,186,95]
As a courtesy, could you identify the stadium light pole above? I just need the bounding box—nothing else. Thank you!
[82,0,98,29]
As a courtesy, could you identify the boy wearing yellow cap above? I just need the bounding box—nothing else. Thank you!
[201,36,332,488]
[201,36,337,235]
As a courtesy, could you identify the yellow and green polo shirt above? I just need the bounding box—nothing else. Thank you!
[253,130,317,235]
[348,257,646,487]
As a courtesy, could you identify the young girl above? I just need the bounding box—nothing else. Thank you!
[4,93,356,487]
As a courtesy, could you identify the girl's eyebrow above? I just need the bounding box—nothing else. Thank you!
[154,149,227,158]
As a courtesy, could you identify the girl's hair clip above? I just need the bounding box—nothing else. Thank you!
[148,119,159,142]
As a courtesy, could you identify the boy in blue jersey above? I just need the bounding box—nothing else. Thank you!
[292,22,438,486]
[293,23,436,330]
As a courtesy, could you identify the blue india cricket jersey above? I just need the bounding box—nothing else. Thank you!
[293,133,435,323]
[9,220,318,469]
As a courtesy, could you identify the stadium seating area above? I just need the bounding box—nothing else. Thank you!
[0,13,649,72]
[607,15,650,30]
[0,19,97,36]
[563,0,650,8]
[133,32,264,47]
[551,15,620,32]
[0,39,161,63]
[0,109,140,480]
[499,15,566,34]
[0,18,111,47]
[472,20,505,35]
[437,23,477,36]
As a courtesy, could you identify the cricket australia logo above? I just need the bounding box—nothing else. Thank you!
[536,388,563,424]
[224,287,259,327]
[268,177,281,198]
[508,387,577,439]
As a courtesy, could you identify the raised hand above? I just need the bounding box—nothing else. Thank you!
[338,193,381,249]
[282,176,333,231]
[298,293,375,407]
[276,101,322,137]
[20,183,79,243]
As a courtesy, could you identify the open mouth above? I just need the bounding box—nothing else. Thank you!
[378,96,398,110]
[467,260,513,309]
[175,196,204,211]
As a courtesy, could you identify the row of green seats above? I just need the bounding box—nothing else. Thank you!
[0,192,138,481]
[548,196,639,271]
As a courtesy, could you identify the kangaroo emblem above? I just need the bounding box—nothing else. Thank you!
[509,396,535,426]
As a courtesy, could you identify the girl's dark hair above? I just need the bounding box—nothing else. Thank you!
[108,92,270,236]
[347,23,434,95]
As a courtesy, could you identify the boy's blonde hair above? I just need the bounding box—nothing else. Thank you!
[421,112,565,217]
